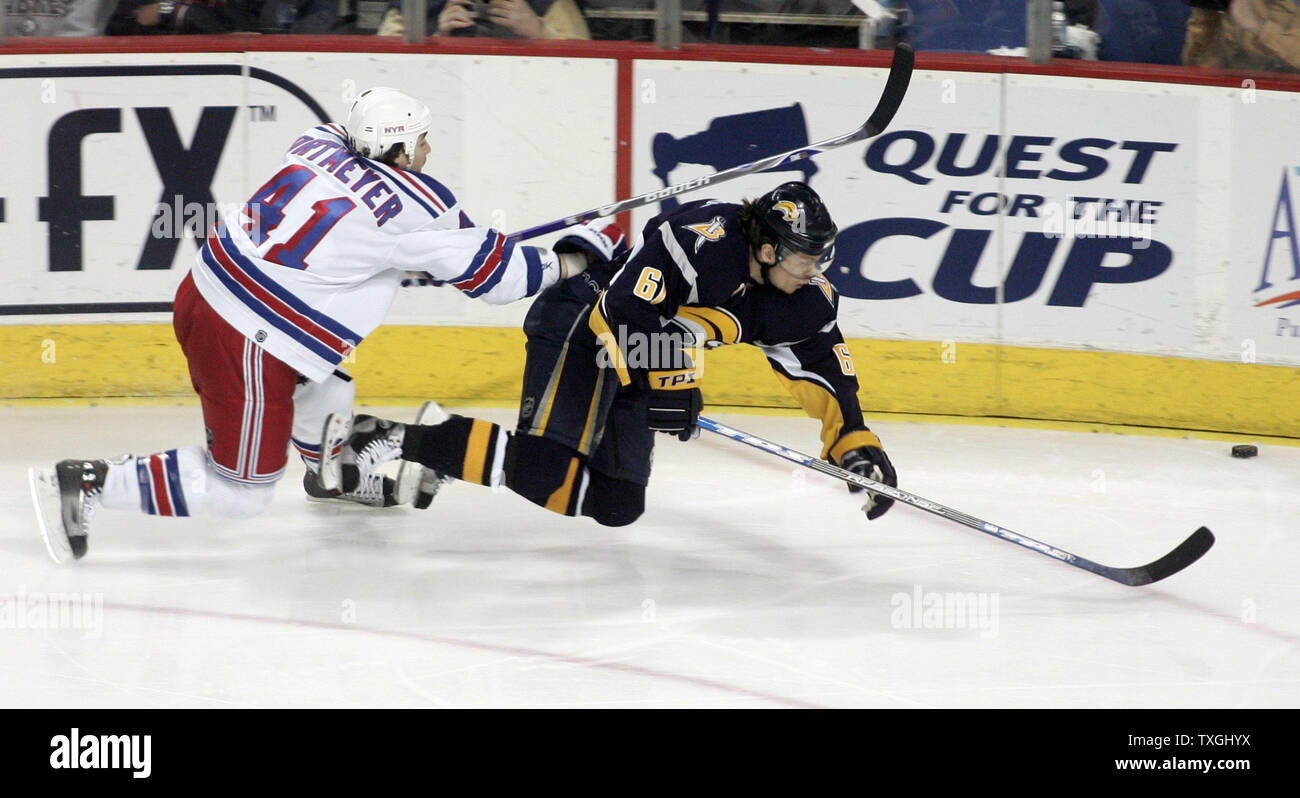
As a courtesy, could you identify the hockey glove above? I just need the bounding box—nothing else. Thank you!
[646,368,702,441]
[554,219,629,267]
[839,444,897,521]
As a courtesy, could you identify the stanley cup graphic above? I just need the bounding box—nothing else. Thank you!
[651,103,818,213]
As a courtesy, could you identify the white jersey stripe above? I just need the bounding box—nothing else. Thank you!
[658,222,700,304]
[573,468,591,517]
[249,346,267,479]
[759,343,835,392]
[211,459,285,485]
[236,339,254,477]
[489,430,509,488]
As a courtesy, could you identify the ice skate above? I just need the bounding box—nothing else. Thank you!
[28,459,107,564]
[318,413,353,494]
[319,412,407,495]
[411,466,452,510]
[302,468,400,508]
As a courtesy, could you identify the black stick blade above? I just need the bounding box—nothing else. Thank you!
[865,43,915,137]
[1107,526,1216,586]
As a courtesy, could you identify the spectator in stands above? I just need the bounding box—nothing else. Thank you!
[1183,0,1300,72]
[1090,0,1189,64]
[582,0,871,47]
[107,0,337,34]
[906,0,1026,52]
[4,0,115,35]
[376,0,590,38]
[708,0,865,48]
[108,0,181,33]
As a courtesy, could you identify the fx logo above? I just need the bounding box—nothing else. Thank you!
[38,106,238,271]
[7,64,331,273]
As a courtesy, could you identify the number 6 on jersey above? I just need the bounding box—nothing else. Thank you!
[633,266,665,303]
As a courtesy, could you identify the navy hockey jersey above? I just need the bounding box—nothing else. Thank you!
[589,199,879,462]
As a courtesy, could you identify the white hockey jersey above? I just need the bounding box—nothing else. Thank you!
[191,123,562,383]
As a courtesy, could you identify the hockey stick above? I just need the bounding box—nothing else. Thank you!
[697,416,1215,587]
[507,43,916,242]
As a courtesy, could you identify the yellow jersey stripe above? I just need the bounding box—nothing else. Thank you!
[829,429,883,464]
[533,342,570,436]
[772,371,846,460]
[461,418,495,485]
[588,295,632,387]
[545,457,582,514]
[579,363,607,454]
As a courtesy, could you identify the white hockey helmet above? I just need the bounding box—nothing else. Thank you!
[345,87,433,163]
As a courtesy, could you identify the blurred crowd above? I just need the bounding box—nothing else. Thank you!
[3,0,1296,73]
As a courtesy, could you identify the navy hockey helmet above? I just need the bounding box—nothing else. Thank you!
[750,182,838,272]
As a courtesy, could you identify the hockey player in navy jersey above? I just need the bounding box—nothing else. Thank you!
[27,86,609,563]
[322,182,899,528]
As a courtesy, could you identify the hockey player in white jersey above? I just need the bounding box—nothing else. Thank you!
[27,86,612,563]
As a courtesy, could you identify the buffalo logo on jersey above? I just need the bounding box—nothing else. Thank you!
[684,216,727,253]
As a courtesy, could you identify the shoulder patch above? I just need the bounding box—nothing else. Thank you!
[810,275,835,306]
[683,216,727,253]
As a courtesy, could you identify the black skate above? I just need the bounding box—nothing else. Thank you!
[28,459,107,563]
[302,468,400,508]
[318,413,406,497]
[411,466,452,510]
[320,405,451,506]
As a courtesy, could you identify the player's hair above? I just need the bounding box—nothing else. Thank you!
[737,199,774,260]
[375,143,406,167]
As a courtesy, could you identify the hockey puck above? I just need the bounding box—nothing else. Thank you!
[1231,444,1259,458]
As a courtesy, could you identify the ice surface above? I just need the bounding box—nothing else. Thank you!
[1,405,1295,708]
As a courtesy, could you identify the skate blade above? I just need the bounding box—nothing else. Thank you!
[28,468,70,565]
[318,413,352,493]
[394,460,422,506]
[413,476,445,510]
[304,493,388,508]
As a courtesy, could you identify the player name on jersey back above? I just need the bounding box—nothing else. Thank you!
[285,133,404,226]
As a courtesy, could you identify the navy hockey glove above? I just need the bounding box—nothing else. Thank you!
[646,368,702,441]
[838,443,897,521]
[554,220,629,266]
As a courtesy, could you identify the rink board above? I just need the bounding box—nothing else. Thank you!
[1,43,1297,436]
